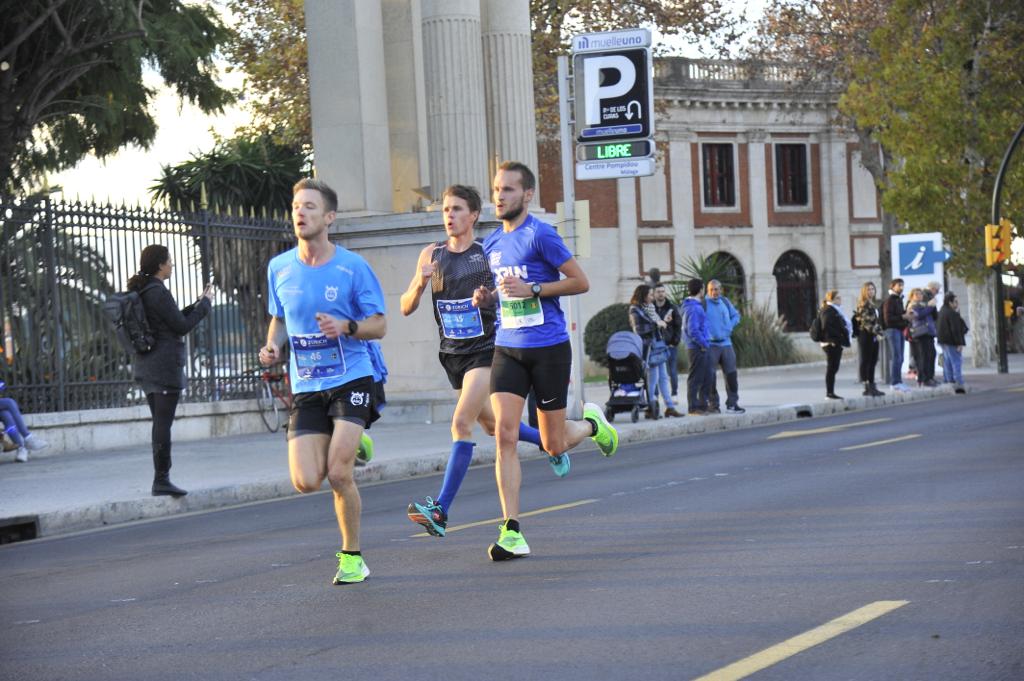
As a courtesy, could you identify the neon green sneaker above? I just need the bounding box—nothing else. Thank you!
[488,522,530,561]
[583,402,618,457]
[332,552,370,584]
[356,432,374,464]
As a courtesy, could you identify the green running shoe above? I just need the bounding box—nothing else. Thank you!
[356,432,374,464]
[548,453,570,478]
[333,552,370,584]
[488,522,530,561]
[583,402,618,457]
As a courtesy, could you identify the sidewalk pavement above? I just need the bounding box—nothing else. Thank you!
[2,355,1021,541]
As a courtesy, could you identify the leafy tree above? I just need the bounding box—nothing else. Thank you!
[223,0,309,147]
[840,0,1024,363]
[223,0,734,146]
[0,0,234,196]
[150,133,309,214]
[841,0,1024,280]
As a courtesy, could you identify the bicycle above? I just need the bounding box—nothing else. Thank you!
[251,365,292,433]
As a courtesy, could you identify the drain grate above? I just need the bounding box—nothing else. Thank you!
[0,516,39,544]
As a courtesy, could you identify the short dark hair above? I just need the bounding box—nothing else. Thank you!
[293,177,338,213]
[687,278,703,296]
[890,277,904,288]
[497,161,536,192]
[442,184,482,216]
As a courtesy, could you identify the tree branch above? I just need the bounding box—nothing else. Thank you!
[0,0,73,63]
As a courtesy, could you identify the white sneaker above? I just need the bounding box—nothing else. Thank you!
[24,433,49,451]
[15,447,28,463]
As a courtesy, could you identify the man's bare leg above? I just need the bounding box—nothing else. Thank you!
[490,391,525,520]
[326,419,364,551]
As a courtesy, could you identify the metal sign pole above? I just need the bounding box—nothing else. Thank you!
[558,55,585,416]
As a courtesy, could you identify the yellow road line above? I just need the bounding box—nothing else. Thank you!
[1007,386,1024,393]
[839,433,921,451]
[768,417,892,440]
[692,600,909,681]
[411,498,598,537]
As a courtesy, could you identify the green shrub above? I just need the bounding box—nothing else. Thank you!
[584,303,631,366]
[732,301,802,368]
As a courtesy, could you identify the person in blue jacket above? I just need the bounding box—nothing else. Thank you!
[705,279,745,414]
[681,278,713,415]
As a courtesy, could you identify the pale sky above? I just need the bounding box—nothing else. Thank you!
[50,2,765,207]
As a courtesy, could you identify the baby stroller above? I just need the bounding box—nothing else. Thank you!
[603,330,652,423]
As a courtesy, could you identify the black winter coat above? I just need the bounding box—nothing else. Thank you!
[653,300,682,346]
[133,280,212,391]
[819,305,851,347]
[936,306,969,346]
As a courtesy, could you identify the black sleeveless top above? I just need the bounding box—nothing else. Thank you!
[430,240,496,355]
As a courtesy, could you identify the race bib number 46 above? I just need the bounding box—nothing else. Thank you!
[499,294,544,328]
[290,332,346,382]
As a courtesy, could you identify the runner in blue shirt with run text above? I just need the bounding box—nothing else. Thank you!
[259,178,386,586]
[471,161,619,561]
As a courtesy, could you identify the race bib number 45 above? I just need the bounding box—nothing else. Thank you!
[499,294,544,329]
[290,332,346,382]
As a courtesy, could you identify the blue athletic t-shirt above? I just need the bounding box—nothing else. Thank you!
[482,214,573,348]
[267,246,386,393]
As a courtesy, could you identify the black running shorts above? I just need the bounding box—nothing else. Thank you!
[490,341,571,411]
[287,375,379,439]
[438,349,494,390]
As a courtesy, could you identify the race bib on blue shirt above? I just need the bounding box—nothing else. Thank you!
[290,332,346,383]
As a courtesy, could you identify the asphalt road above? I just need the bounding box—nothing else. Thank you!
[1,384,1022,681]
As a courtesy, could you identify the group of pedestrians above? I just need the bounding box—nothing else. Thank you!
[813,277,969,398]
[629,278,746,418]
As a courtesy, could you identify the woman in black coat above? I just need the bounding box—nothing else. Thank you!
[818,289,852,400]
[127,245,212,496]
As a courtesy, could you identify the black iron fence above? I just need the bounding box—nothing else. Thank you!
[0,196,294,414]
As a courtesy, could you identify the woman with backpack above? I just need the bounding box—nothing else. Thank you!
[816,289,852,400]
[628,284,682,419]
[128,245,213,496]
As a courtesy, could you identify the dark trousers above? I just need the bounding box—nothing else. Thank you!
[911,336,936,383]
[686,346,713,411]
[707,345,739,409]
[146,390,181,451]
[856,333,879,383]
[824,344,843,395]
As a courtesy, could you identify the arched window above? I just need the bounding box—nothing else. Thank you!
[773,250,817,332]
[708,251,746,301]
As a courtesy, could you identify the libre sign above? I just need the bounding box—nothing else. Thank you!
[571,28,655,181]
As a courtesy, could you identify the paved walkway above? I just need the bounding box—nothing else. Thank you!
[2,356,1021,540]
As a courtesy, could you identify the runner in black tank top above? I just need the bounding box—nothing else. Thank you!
[399,185,552,539]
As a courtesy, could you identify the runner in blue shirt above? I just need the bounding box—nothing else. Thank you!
[471,161,619,561]
[259,178,386,585]
[400,184,555,540]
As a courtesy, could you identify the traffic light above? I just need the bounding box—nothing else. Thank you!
[985,218,1013,267]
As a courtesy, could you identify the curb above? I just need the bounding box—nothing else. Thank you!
[22,384,956,540]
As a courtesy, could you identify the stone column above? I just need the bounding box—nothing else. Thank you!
[382,0,430,213]
[305,0,392,214]
[747,130,775,307]
[420,0,489,201]
[481,0,539,200]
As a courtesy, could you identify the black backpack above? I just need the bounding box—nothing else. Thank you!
[103,285,156,355]
[808,311,824,342]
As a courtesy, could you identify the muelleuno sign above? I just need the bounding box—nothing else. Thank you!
[571,28,655,180]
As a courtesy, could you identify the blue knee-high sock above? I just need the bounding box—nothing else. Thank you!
[436,440,475,513]
[518,422,542,447]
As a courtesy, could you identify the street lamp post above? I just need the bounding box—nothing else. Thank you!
[989,121,1024,374]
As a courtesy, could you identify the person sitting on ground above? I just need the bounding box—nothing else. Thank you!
[0,381,49,463]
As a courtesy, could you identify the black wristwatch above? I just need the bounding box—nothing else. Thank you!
[530,282,543,297]
[347,320,359,336]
